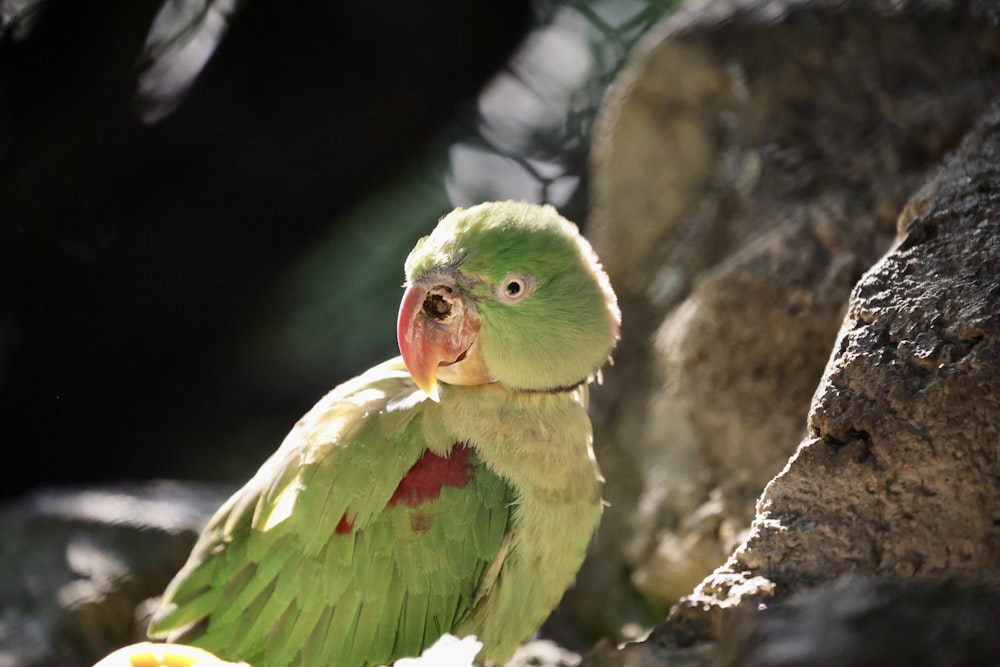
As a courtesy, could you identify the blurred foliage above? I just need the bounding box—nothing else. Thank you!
[1,0,532,493]
[0,0,676,487]
[0,0,45,40]
[135,0,240,123]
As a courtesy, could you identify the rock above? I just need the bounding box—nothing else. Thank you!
[587,26,1000,665]
[0,482,230,667]
[678,89,1000,632]
[719,576,1000,667]
[580,576,1000,667]
[583,0,1000,619]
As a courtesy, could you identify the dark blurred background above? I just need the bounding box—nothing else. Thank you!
[0,0,671,500]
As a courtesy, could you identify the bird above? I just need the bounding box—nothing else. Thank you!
[143,200,621,667]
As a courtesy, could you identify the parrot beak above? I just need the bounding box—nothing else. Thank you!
[397,282,484,400]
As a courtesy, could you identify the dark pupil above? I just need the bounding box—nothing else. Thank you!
[506,281,521,296]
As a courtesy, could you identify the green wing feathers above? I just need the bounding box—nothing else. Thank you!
[148,359,514,667]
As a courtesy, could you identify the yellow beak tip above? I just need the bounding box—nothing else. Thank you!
[416,377,440,402]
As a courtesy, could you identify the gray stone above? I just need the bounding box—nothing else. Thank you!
[677,92,1000,634]
[0,482,230,667]
[584,22,1000,666]
[581,576,1000,666]
[722,576,1000,667]
[583,0,1000,621]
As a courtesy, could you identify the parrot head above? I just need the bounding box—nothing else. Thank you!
[397,201,620,398]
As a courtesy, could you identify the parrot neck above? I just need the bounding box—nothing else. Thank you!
[437,381,603,662]
[437,381,600,499]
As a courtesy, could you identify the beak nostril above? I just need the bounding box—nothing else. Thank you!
[423,287,456,322]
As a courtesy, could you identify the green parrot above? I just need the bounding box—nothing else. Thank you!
[145,200,621,667]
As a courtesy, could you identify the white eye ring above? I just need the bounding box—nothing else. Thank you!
[498,274,534,304]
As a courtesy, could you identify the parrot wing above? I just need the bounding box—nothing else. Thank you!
[148,358,514,667]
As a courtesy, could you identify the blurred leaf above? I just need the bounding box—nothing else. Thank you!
[136,0,240,122]
[0,0,47,41]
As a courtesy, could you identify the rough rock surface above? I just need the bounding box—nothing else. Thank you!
[582,0,1000,621]
[685,88,1000,629]
[581,575,1000,667]
[581,41,1000,667]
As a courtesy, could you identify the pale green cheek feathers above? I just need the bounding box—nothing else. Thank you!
[477,275,617,391]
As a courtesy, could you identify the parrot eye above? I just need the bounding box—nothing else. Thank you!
[498,274,533,304]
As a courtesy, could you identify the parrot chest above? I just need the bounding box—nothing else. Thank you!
[437,383,604,663]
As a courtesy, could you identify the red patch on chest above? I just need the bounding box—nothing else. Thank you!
[390,443,472,508]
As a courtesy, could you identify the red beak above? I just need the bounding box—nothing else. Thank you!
[397,285,438,397]
[397,284,478,399]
